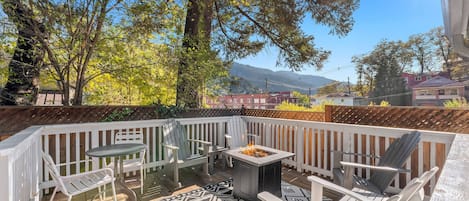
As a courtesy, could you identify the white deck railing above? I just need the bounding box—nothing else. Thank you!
[0,116,462,200]
[242,116,455,193]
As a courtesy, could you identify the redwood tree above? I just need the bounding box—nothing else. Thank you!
[176,0,360,107]
[0,1,45,105]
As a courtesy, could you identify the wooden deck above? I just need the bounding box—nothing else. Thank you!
[42,163,343,201]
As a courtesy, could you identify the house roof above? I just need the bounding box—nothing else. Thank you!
[413,76,459,88]
[325,93,352,98]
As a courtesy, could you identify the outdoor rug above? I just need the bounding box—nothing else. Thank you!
[160,178,333,201]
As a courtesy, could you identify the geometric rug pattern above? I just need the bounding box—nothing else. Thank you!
[160,179,333,201]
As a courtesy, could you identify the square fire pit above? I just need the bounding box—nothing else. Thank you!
[225,145,295,201]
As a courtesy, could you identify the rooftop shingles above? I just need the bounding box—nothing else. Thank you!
[413,76,459,88]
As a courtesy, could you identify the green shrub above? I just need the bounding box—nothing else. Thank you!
[275,100,334,112]
[155,104,186,118]
[102,107,133,122]
[444,97,469,108]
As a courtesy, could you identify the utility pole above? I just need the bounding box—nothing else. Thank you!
[265,78,268,94]
[347,77,351,95]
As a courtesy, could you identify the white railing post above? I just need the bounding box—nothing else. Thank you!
[91,129,100,171]
[0,155,11,201]
[296,125,304,172]
[265,122,272,147]
[342,131,353,162]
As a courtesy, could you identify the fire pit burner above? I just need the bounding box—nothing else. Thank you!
[240,144,275,158]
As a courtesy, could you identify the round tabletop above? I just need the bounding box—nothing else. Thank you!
[86,143,146,157]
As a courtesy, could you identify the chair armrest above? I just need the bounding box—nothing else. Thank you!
[62,167,115,180]
[257,191,283,201]
[333,150,380,159]
[246,133,259,138]
[225,134,232,139]
[162,143,179,150]
[187,139,211,145]
[340,161,410,173]
[307,176,370,201]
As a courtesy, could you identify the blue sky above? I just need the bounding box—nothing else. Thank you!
[235,0,443,84]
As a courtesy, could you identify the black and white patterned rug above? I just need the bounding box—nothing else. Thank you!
[161,179,332,201]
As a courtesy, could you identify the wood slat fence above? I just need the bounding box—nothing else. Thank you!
[326,105,469,134]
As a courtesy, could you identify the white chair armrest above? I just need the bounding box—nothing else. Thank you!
[162,143,179,150]
[62,167,115,180]
[307,176,370,201]
[246,133,258,137]
[257,191,282,201]
[224,134,232,139]
[187,139,211,145]
[333,151,380,159]
[340,161,410,172]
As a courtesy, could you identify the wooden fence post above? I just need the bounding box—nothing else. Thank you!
[324,105,332,122]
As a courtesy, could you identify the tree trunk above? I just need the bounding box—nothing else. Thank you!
[0,1,44,105]
[176,0,213,108]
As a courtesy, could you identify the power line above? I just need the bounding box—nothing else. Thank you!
[318,64,355,76]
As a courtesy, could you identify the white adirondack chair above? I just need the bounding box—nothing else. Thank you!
[162,119,210,186]
[42,151,117,201]
[224,116,259,167]
[107,129,147,194]
[258,167,439,201]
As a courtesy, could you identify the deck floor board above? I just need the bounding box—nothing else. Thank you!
[42,163,343,201]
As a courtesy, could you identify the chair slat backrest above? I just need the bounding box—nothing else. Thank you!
[369,131,421,193]
[42,151,67,194]
[162,119,191,160]
[115,129,146,160]
[115,129,143,144]
[227,116,249,148]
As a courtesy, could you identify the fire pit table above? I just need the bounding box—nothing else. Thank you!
[224,145,295,201]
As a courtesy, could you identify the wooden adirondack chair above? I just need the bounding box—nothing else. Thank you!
[333,131,421,194]
[162,119,210,186]
[224,116,259,167]
[258,167,439,201]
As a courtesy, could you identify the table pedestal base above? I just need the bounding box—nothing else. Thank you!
[115,180,137,201]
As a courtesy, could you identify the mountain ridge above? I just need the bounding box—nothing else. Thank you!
[229,63,335,94]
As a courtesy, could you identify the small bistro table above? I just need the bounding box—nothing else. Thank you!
[224,145,295,201]
[86,143,147,199]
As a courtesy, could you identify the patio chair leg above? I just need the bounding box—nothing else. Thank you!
[173,163,179,186]
[141,166,144,194]
[67,196,72,201]
[98,186,103,201]
[203,162,209,176]
[111,180,117,201]
[49,187,58,201]
[228,156,233,168]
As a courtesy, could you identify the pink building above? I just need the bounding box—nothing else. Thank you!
[401,72,450,89]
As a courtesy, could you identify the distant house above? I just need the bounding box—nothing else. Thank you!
[401,72,450,89]
[205,91,299,109]
[412,76,468,106]
[314,93,364,106]
[0,88,63,106]
[36,89,63,106]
